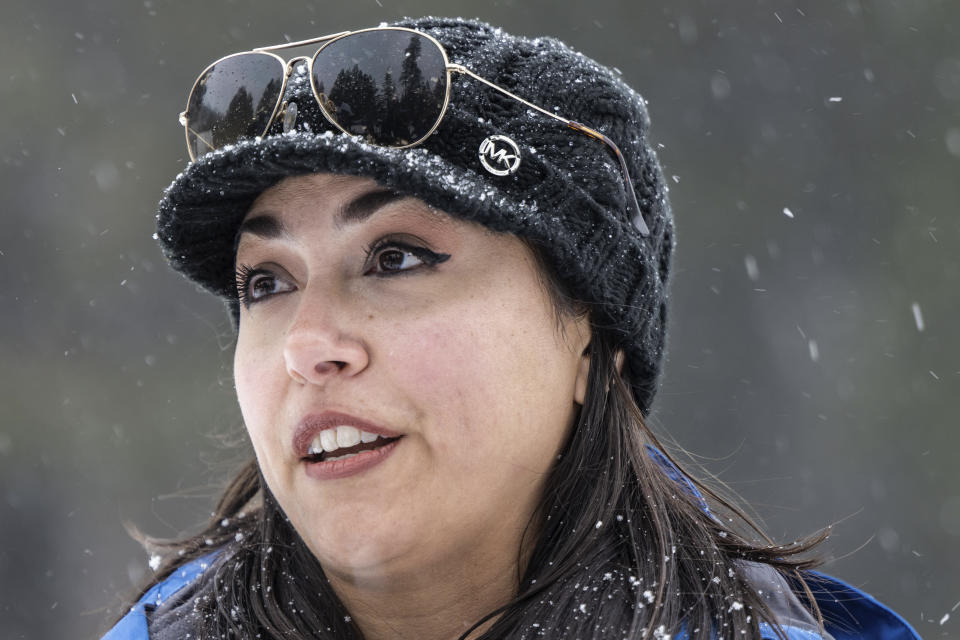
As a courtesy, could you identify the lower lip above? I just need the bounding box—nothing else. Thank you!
[302,438,401,480]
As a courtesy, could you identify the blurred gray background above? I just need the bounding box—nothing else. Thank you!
[1,0,957,637]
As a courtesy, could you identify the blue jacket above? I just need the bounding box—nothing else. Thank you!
[103,552,920,639]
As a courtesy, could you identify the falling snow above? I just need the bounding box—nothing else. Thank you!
[911,302,925,332]
[744,255,759,281]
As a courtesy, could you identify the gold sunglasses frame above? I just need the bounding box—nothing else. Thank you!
[178,26,649,236]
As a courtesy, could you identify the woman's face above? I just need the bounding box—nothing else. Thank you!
[233,173,591,585]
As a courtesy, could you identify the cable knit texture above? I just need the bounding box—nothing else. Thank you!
[156,16,674,413]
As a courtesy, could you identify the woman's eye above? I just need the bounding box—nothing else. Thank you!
[366,241,450,276]
[236,265,295,307]
[376,248,424,273]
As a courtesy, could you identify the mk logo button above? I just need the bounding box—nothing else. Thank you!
[478,135,521,176]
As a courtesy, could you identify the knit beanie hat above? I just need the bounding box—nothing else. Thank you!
[156,16,674,414]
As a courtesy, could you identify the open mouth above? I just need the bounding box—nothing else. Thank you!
[303,426,402,464]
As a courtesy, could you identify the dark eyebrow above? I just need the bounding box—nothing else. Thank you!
[237,214,287,240]
[235,187,408,250]
[234,214,287,253]
[335,188,406,229]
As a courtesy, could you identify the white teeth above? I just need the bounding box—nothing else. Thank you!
[336,425,361,448]
[320,429,339,453]
[307,426,388,457]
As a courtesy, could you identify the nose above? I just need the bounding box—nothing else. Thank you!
[283,303,370,386]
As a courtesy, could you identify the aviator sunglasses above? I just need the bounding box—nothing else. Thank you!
[179,26,649,236]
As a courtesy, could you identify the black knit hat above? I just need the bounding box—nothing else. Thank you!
[157,16,674,413]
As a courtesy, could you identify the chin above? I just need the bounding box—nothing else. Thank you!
[297,512,417,578]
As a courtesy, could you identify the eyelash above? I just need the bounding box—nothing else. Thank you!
[235,238,450,308]
[235,263,279,309]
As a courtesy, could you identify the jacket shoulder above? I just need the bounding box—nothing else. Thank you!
[100,553,221,640]
[799,571,921,640]
[743,563,920,639]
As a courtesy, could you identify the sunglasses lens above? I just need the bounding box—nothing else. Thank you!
[311,30,448,147]
[185,53,285,159]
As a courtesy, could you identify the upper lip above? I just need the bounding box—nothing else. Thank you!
[292,411,403,459]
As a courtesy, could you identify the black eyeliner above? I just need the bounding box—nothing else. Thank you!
[403,243,451,266]
[364,237,451,274]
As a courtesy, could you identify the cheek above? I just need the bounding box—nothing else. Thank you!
[233,336,260,419]
[383,298,571,468]
[385,320,483,425]
[233,332,284,457]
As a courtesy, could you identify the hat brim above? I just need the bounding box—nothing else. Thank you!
[157,129,555,300]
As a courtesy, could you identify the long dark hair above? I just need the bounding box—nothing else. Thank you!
[128,242,827,639]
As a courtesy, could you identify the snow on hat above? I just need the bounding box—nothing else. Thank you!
[156,16,674,413]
